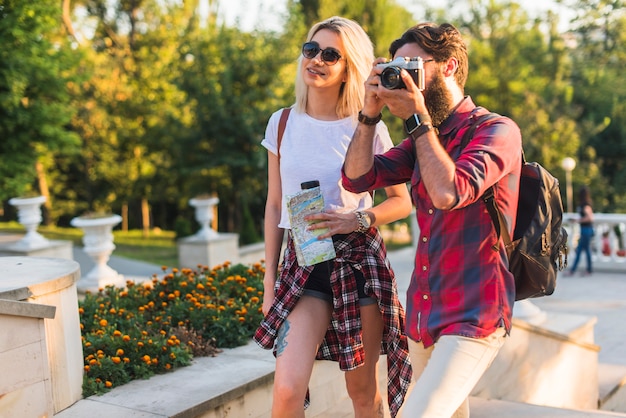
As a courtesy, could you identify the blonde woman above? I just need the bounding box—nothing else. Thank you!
[254,16,413,418]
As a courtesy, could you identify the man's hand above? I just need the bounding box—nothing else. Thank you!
[376,69,427,120]
[361,58,388,118]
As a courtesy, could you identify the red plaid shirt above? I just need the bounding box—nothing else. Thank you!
[254,230,412,417]
[342,97,522,347]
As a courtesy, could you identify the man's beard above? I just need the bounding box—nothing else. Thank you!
[423,71,453,127]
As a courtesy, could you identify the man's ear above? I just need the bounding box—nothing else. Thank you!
[442,57,458,78]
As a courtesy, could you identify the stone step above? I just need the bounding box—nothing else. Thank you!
[599,363,626,413]
[470,397,626,417]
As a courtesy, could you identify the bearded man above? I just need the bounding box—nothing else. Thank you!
[342,22,523,418]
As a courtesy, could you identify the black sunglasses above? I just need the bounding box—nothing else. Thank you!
[302,41,342,65]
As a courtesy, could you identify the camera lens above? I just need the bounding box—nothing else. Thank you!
[380,67,404,89]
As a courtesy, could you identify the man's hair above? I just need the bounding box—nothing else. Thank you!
[295,16,374,118]
[389,23,468,90]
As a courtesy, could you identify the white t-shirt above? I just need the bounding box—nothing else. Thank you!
[262,108,394,229]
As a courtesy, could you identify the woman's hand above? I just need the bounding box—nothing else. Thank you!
[304,210,359,239]
[262,275,276,316]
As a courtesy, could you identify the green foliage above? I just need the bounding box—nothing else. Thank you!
[2,0,626,238]
[0,0,82,201]
[79,261,265,396]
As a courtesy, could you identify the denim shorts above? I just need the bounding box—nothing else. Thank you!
[303,260,377,306]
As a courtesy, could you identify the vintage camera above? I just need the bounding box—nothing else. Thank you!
[377,57,424,90]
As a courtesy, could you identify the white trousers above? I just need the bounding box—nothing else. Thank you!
[399,328,506,418]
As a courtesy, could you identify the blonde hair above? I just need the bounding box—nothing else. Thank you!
[294,16,374,119]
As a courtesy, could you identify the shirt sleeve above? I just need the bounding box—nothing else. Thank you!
[342,137,415,193]
[261,110,282,156]
[451,116,522,210]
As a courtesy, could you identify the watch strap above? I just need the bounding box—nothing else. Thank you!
[410,123,434,140]
[358,111,382,126]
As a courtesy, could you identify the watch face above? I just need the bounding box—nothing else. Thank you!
[405,115,420,134]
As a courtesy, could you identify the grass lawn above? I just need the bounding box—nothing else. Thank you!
[0,221,179,267]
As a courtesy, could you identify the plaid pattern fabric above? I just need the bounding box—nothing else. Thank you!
[253,230,412,417]
[342,97,521,348]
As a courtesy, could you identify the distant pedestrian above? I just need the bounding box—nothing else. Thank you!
[568,186,594,275]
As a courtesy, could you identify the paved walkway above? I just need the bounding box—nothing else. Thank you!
[75,245,626,367]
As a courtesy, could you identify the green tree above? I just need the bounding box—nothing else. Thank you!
[565,0,626,211]
[176,23,294,241]
[0,0,82,203]
[67,0,194,233]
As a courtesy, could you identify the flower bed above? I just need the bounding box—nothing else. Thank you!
[79,261,265,396]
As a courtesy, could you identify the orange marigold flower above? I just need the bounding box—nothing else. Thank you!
[89,359,97,365]
[239,317,245,322]
[116,349,124,356]
[151,358,158,365]
[250,296,260,304]
[85,341,92,347]
[161,266,168,271]
[113,330,122,337]
[78,307,84,315]
[109,308,116,314]
[84,365,90,372]
[112,357,121,364]
[99,319,108,327]
[138,342,144,348]
[165,363,172,370]
[105,381,113,388]
[142,355,151,363]
[123,357,130,363]
[170,353,177,360]
[122,335,131,342]
[196,283,205,290]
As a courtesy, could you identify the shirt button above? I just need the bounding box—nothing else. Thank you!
[422,236,428,242]
[428,209,434,214]
[422,265,427,271]
[423,294,429,300]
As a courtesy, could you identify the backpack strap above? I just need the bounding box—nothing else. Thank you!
[459,111,512,252]
[277,107,292,159]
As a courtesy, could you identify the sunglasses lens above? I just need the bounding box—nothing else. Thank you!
[302,42,320,59]
[321,49,340,64]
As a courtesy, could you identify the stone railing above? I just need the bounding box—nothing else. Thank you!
[563,212,626,273]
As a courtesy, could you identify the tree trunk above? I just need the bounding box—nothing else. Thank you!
[141,198,150,238]
[35,161,52,225]
[121,203,129,231]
